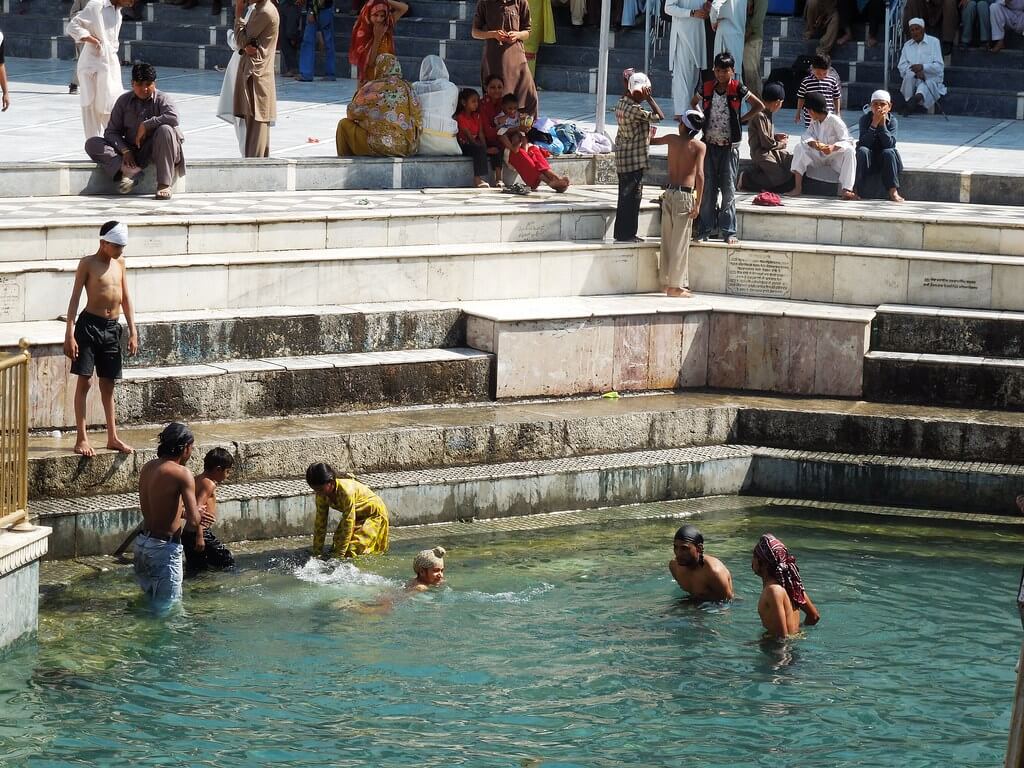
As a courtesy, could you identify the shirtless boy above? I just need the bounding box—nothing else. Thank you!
[183,447,237,576]
[406,546,446,592]
[650,109,706,298]
[135,422,205,612]
[668,524,734,601]
[752,533,821,638]
[64,220,139,456]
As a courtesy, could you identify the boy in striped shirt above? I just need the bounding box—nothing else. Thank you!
[795,53,842,127]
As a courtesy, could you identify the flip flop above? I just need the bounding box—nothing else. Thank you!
[155,189,172,201]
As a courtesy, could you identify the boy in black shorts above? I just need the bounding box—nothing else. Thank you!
[184,447,237,575]
[64,220,139,456]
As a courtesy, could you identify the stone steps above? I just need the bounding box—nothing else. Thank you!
[871,304,1024,358]
[0,155,600,199]
[1,237,659,323]
[31,444,755,558]
[688,237,1024,311]
[109,346,493,427]
[29,389,1024,501]
[462,292,873,398]
[863,349,1024,410]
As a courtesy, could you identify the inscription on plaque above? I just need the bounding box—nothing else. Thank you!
[0,279,19,322]
[921,276,978,291]
[726,252,792,298]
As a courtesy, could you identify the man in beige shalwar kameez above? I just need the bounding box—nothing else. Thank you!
[233,0,279,158]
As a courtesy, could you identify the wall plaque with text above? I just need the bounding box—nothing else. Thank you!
[726,252,792,298]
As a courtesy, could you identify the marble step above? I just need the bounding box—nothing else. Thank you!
[462,292,873,398]
[863,349,1024,410]
[845,81,1022,120]
[29,388,1024,501]
[4,303,468,367]
[765,55,1024,92]
[745,446,1024,516]
[688,237,1024,311]
[0,238,660,324]
[871,304,1024,358]
[31,444,754,558]
[106,346,493,429]
[0,155,600,199]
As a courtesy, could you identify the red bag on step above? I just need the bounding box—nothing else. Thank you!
[753,192,783,206]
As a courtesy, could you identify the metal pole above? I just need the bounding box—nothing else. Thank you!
[883,0,891,92]
[644,0,652,75]
[595,0,612,134]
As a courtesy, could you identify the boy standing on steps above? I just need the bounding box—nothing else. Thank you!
[692,52,764,245]
[613,69,665,243]
[651,109,705,298]
[64,220,139,457]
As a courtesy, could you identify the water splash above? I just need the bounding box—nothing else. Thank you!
[293,558,398,588]
[445,583,555,604]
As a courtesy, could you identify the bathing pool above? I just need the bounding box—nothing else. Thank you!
[1,503,1020,767]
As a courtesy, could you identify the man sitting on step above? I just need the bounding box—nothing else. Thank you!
[85,62,185,201]
[897,18,947,115]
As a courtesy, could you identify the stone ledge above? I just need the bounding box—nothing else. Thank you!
[0,526,52,577]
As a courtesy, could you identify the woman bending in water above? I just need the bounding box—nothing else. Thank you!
[306,462,390,559]
[752,533,820,638]
[406,546,446,592]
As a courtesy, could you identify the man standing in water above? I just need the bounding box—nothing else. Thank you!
[752,533,820,638]
[669,524,734,601]
[135,422,205,612]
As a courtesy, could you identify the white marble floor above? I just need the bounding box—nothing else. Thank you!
[2,56,1023,172]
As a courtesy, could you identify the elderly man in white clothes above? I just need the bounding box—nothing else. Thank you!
[711,0,747,83]
[788,91,857,199]
[67,0,137,138]
[897,17,946,115]
[990,0,1024,51]
[664,0,711,121]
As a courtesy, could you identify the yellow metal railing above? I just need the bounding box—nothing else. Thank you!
[0,340,30,530]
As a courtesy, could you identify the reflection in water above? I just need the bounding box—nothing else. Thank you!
[0,508,1020,767]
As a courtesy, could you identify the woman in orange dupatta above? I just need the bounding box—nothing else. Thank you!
[349,0,408,85]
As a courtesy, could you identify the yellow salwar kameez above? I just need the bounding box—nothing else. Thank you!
[524,0,555,76]
[312,477,390,558]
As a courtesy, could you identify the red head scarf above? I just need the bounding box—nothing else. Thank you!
[753,533,807,607]
[349,0,395,82]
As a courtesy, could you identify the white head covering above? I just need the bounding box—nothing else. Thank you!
[681,108,704,134]
[628,72,652,94]
[413,55,452,96]
[908,16,925,27]
[870,89,892,103]
[413,546,446,573]
[100,222,128,246]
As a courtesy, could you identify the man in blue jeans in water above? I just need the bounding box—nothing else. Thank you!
[134,422,207,613]
[691,52,763,244]
[298,0,335,81]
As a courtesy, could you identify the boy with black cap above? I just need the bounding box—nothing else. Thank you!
[739,81,795,193]
[64,220,139,458]
[135,422,206,613]
[669,524,734,601]
[650,108,705,298]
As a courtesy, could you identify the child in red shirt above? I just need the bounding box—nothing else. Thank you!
[455,88,492,188]
[478,74,506,187]
[505,129,570,193]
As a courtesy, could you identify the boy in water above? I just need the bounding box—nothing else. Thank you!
[406,546,446,592]
[183,447,237,576]
[669,524,733,601]
[64,220,139,456]
[651,109,705,298]
[752,533,821,638]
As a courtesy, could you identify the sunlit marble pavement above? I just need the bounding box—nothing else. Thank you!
[2,56,1023,172]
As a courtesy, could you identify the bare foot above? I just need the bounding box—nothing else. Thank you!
[737,171,747,191]
[990,39,1005,51]
[785,188,802,197]
[889,189,905,203]
[840,189,859,200]
[106,437,135,454]
[666,287,694,298]
[74,437,96,457]
[724,235,739,244]
[836,32,851,46]
[1016,494,1024,515]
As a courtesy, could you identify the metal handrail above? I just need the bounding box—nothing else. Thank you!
[0,340,30,531]
[883,0,907,92]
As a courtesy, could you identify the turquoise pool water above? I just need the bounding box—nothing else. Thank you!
[1,505,1021,767]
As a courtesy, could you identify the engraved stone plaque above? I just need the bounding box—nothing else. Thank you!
[0,278,19,322]
[726,251,792,298]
